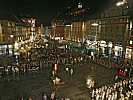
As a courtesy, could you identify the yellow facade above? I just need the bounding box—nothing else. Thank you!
[0,20,15,44]
[71,21,87,42]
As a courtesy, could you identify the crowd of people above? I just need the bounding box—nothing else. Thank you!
[91,77,133,100]
[1,38,133,100]
[0,60,43,78]
[89,53,133,100]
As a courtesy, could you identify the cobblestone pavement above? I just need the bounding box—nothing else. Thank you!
[0,60,117,100]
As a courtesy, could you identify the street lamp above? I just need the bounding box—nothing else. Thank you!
[116,0,126,6]
[10,34,14,68]
[10,34,13,38]
[10,34,14,55]
[92,23,98,26]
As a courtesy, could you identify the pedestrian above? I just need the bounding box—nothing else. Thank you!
[91,89,95,98]
[43,93,47,100]
[91,80,95,88]
[29,96,32,100]
[51,91,55,100]
[114,91,117,100]
[70,68,73,75]
[21,97,24,100]
[65,98,70,100]
[101,91,105,100]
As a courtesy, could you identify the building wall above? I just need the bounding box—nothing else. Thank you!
[98,16,129,43]
[51,21,64,38]
[86,20,99,41]
[85,16,133,59]
[15,25,31,42]
[21,18,36,41]
[71,21,87,42]
[0,20,15,44]
[36,27,41,34]
[0,23,2,42]
[0,20,31,44]
[64,25,71,40]
[125,19,133,60]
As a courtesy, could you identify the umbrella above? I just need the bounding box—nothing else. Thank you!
[19,49,26,53]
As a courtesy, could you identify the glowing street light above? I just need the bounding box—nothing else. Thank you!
[54,64,58,74]
[10,34,14,38]
[116,0,126,6]
[10,34,14,55]
[91,23,98,26]
[116,2,123,6]
[66,25,71,27]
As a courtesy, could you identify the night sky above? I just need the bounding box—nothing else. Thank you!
[0,0,113,25]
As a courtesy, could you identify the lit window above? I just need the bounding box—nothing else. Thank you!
[130,40,133,44]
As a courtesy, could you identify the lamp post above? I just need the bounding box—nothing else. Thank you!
[10,34,14,56]
[10,34,14,68]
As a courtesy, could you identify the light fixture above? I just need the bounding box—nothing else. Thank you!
[92,23,98,26]
[116,0,126,6]
[10,35,13,38]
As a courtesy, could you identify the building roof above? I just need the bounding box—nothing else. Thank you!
[0,13,30,26]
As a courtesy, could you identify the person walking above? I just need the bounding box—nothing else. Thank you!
[29,97,32,100]
[51,91,55,100]
[70,68,73,75]
[43,93,47,100]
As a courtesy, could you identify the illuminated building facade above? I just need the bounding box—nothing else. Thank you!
[21,17,36,42]
[0,20,16,55]
[0,20,15,43]
[51,20,64,40]
[0,14,36,55]
[71,21,87,42]
[64,24,71,40]
[85,0,133,60]
[52,1,89,41]
[52,0,133,60]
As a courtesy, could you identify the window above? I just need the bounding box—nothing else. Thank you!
[2,29,4,34]
[111,20,114,23]
[116,26,119,33]
[101,26,103,33]
[106,20,109,24]
[110,26,113,33]
[130,40,133,44]
[105,26,107,33]
[1,22,3,26]
[123,9,128,15]
[122,25,125,33]
[119,19,122,23]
